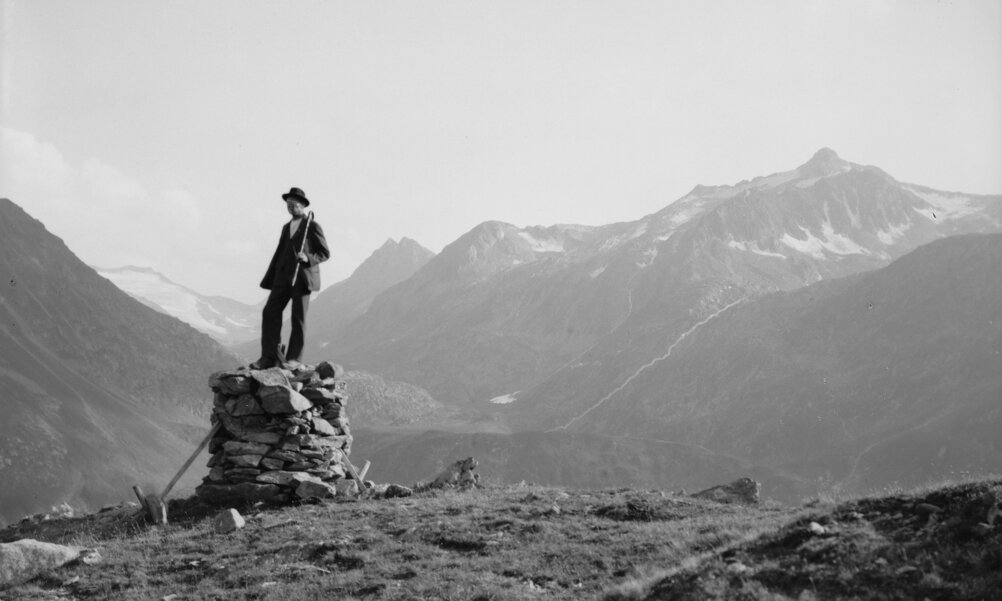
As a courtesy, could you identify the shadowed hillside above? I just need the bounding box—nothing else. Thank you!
[545,233,1002,498]
[0,198,238,524]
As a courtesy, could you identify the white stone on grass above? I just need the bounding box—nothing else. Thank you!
[213,508,246,534]
[0,539,82,587]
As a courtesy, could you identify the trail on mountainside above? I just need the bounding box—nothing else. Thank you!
[550,297,745,432]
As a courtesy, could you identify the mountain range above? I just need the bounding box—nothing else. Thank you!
[5,147,1000,513]
[330,149,1000,412]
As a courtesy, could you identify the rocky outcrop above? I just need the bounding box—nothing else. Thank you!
[196,361,357,505]
[692,478,761,505]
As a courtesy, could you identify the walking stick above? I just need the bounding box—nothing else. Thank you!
[290,210,314,289]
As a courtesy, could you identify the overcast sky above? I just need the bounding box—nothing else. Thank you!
[2,0,1000,303]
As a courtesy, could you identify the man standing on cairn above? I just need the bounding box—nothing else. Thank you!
[251,187,330,370]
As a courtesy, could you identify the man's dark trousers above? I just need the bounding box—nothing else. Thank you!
[260,284,310,362]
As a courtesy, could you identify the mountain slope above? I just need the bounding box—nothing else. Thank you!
[0,198,238,524]
[546,233,1002,496]
[338,221,636,406]
[96,265,260,345]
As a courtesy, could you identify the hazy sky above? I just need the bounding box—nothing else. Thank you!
[3,0,1000,303]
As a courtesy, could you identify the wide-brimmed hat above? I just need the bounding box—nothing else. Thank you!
[281,187,310,206]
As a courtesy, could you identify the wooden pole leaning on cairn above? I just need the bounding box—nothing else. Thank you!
[134,423,221,525]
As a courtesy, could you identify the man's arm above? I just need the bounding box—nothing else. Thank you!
[299,221,330,266]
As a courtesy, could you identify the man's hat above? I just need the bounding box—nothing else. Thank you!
[281,187,310,206]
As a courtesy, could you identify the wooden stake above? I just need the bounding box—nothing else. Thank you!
[160,423,221,499]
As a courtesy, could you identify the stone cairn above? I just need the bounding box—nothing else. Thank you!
[195,361,358,505]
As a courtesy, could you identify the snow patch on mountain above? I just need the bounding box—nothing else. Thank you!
[905,188,979,220]
[599,238,624,252]
[97,266,258,344]
[100,268,229,335]
[518,231,565,253]
[727,239,787,259]
[637,246,659,268]
[876,221,912,245]
[668,201,707,227]
[630,222,648,239]
[490,391,521,404]
[780,221,870,259]
[845,200,863,229]
[589,266,606,278]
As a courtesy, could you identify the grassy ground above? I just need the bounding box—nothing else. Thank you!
[1,479,999,600]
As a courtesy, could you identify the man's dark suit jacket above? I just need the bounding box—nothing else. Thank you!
[260,218,330,292]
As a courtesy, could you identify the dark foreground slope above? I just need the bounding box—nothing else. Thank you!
[1,479,999,600]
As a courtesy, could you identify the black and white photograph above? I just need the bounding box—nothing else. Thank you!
[1,1,1000,598]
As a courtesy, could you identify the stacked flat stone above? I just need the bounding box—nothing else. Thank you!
[195,361,354,505]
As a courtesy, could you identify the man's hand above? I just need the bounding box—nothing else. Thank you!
[296,251,309,263]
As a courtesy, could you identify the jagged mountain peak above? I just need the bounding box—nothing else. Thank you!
[428,220,603,280]
[371,237,433,256]
[397,236,427,250]
[430,221,539,279]
[798,146,852,178]
[446,221,585,270]
[681,147,858,203]
[466,220,517,239]
[811,146,839,160]
[355,237,433,268]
